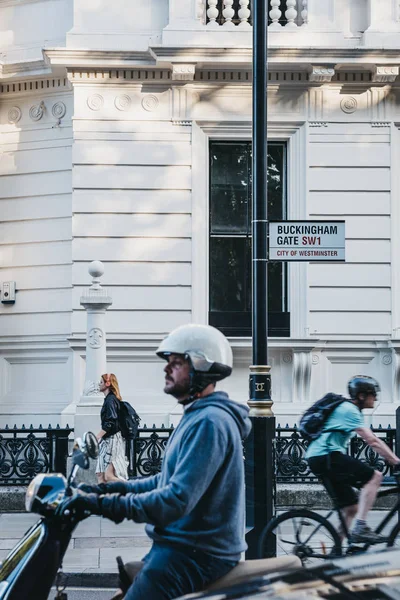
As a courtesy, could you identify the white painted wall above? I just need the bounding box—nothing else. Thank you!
[0,0,72,64]
[68,0,168,50]
[308,124,391,338]
[2,0,400,429]
[0,79,73,425]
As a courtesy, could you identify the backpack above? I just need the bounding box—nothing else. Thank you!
[299,393,349,442]
[118,401,141,439]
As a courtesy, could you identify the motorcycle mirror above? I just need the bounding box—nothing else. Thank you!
[83,431,99,459]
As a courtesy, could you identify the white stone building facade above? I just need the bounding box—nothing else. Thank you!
[1,0,400,431]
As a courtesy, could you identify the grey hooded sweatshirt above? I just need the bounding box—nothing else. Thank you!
[101,391,251,560]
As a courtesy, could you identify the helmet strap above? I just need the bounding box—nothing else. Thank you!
[180,393,200,406]
[188,367,216,398]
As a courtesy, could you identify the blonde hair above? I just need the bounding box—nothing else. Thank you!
[101,373,122,401]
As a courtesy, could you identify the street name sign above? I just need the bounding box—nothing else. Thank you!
[269,220,345,261]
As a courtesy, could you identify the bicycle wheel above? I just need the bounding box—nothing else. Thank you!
[258,509,342,566]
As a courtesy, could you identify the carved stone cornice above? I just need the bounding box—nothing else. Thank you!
[66,68,309,85]
[0,47,398,88]
[66,69,171,85]
[45,48,154,69]
[0,56,51,81]
[0,77,71,96]
[151,46,400,68]
[48,45,400,76]
[61,66,400,90]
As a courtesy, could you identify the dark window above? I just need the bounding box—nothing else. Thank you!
[209,141,289,337]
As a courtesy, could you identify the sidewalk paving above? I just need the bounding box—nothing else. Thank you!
[0,512,151,581]
[1,509,397,587]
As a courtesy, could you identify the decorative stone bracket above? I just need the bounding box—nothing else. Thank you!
[309,65,335,83]
[308,64,399,85]
[171,64,196,81]
[371,65,399,83]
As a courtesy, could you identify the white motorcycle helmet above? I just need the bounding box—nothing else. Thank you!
[156,324,233,394]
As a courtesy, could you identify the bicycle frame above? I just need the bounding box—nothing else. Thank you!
[373,486,400,536]
[258,478,400,564]
[328,483,400,544]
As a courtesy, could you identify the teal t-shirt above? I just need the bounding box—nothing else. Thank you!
[305,401,364,459]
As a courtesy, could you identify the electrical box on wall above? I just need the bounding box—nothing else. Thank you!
[1,281,16,304]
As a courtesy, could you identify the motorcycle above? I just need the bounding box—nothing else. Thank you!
[0,431,99,600]
[0,431,301,600]
[114,553,301,599]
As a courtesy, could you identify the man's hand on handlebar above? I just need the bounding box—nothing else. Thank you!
[78,481,128,495]
[78,482,107,494]
[60,489,103,519]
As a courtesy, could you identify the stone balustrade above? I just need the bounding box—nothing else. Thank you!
[204,0,307,28]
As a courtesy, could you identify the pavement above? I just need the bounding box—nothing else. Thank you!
[0,512,151,586]
[1,509,398,594]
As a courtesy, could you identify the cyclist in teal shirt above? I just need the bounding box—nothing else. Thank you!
[306,401,364,459]
[307,375,400,544]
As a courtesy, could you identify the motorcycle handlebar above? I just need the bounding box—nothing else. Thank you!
[55,488,92,523]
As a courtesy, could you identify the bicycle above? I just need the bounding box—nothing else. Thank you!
[257,473,400,565]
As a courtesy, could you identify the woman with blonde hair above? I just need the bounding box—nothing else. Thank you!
[96,373,128,483]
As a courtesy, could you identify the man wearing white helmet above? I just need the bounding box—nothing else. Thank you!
[69,324,252,599]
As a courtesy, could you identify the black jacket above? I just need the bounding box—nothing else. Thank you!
[100,393,121,439]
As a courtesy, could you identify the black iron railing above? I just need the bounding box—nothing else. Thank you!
[0,425,74,486]
[0,423,396,486]
[0,424,174,486]
[125,425,174,478]
[127,424,397,483]
[275,424,396,484]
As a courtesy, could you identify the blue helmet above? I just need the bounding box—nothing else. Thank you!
[348,375,380,400]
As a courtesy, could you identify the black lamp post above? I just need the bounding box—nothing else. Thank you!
[245,0,276,559]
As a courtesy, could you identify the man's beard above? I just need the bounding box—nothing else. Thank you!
[164,378,191,400]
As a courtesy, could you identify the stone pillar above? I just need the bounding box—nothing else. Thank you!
[391,342,400,407]
[74,261,112,439]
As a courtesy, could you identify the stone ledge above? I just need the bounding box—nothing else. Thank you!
[277,483,397,510]
[0,487,25,512]
[1,483,396,513]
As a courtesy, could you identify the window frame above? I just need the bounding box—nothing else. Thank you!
[191,121,308,340]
